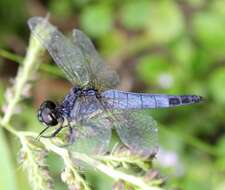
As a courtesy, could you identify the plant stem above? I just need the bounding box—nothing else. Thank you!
[1,37,43,126]
[0,117,19,137]
[39,137,162,190]
[0,49,23,63]
[0,49,64,77]
[17,132,162,190]
[73,153,162,190]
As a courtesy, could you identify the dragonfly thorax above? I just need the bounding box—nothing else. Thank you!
[73,86,99,96]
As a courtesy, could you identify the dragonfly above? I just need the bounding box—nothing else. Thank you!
[28,17,203,156]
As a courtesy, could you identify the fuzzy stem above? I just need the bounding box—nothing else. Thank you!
[18,132,91,190]
[19,135,47,189]
[73,152,161,190]
[0,49,63,77]
[40,137,162,190]
[1,37,43,126]
[46,142,91,190]
[17,132,163,190]
[72,153,162,190]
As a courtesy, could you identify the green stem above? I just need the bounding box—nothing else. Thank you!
[0,49,23,63]
[95,155,140,163]
[18,132,162,190]
[45,141,91,190]
[0,49,65,77]
[39,138,162,190]
[20,132,90,190]
[0,118,19,137]
[94,154,148,170]
[19,135,47,189]
[72,153,162,190]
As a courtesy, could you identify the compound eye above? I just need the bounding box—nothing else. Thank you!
[43,111,58,126]
[41,100,56,110]
[38,101,58,126]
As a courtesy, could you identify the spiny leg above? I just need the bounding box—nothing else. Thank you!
[41,126,63,138]
[68,125,76,144]
[35,126,50,141]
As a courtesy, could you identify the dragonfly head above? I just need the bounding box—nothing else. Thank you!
[38,100,59,127]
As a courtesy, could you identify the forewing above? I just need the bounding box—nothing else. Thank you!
[28,17,90,86]
[72,30,119,90]
[112,110,158,156]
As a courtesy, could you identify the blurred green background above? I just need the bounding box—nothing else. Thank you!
[0,0,225,190]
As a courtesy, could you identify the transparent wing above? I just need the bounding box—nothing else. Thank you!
[63,93,157,155]
[28,17,90,86]
[70,95,158,156]
[67,95,112,155]
[72,29,119,90]
[111,110,158,156]
[68,116,111,155]
[92,97,158,155]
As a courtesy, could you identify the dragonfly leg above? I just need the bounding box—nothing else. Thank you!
[35,126,50,141]
[68,125,76,144]
[41,126,63,138]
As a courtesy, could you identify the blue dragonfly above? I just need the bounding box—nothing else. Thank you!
[29,17,203,156]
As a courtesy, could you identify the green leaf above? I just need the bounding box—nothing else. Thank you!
[0,129,18,190]
[209,67,225,104]
[120,0,150,30]
[187,0,205,7]
[182,161,213,190]
[71,0,91,8]
[136,54,170,84]
[80,4,114,37]
[146,1,184,43]
[49,0,73,18]
[216,182,225,190]
[0,83,4,106]
[99,30,126,57]
[216,135,225,157]
[192,11,225,55]
[171,38,195,66]
[211,0,225,18]
[0,0,26,35]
